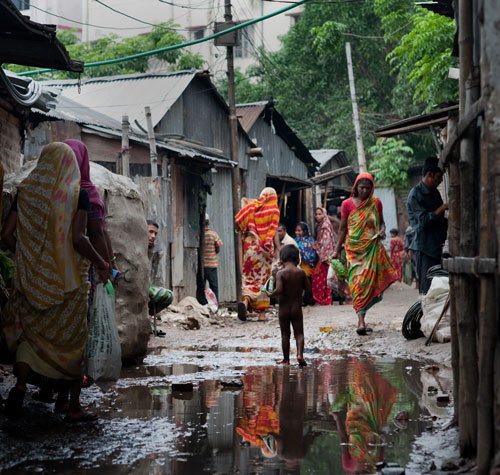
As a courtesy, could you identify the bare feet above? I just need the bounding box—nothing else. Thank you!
[257,310,267,321]
[277,359,290,365]
[297,356,307,367]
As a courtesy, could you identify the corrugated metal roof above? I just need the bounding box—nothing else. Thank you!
[236,101,267,133]
[40,71,197,131]
[33,94,125,132]
[310,149,344,167]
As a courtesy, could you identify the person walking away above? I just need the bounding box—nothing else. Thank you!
[333,173,398,335]
[312,207,336,305]
[235,187,280,322]
[268,245,311,366]
[294,222,318,306]
[389,229,405,282]
[1,142,109,421]
[147,220,173,335]
[203,215,222,303]
[407,157,448,294]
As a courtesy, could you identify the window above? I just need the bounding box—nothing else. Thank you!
[235,25,254,59]
[12,0,30,10]
[193,28,205,40]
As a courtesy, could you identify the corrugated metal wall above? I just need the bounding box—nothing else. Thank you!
[249,119,309,179]
[206,167,237,303]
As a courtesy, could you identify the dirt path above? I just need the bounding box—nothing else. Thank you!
[150,281,452,366]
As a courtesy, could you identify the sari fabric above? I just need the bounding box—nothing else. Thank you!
[295,222,318,273]
[390,237,405,281]
[64,139,106,225]
[2,142,90,380]
[315,208,336,261]
[345,173,397,313]
[312,209,335,305]
[235,188,280,309]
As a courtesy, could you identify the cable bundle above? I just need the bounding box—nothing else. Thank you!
[402,300,424,340]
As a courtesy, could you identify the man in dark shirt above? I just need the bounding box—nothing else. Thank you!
[407,157,448,294]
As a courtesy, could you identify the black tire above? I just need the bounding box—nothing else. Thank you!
[402,300,424,340]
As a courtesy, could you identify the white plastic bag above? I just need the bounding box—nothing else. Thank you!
[86,282,122,381]
[204,288,218,313]
[327,264,339,292]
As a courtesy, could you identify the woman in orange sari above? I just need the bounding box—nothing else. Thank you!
[235,187,280,321]
[333,173,397,335]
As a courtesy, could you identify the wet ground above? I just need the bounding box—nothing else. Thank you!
[0,345,455,474]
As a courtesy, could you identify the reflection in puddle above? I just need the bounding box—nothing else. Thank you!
[0,354,452,474]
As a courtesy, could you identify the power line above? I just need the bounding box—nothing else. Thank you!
[29,5,156,31]
[18,0,312,76]
[157,0,216,10]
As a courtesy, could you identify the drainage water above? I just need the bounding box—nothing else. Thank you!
[0,351,452,474]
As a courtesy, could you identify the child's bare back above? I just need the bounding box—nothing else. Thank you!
[269,244,311,366]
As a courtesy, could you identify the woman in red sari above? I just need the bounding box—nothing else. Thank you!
[389,228,405,281]
[235,188,280,321]
[312,207,336,305]
[333,173,397,335]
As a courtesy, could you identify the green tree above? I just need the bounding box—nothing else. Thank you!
[374,0,458,108]
[6,22,204,79]
[368,137,413,188]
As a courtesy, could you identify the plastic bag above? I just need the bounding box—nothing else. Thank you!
[86,282,122,381]
[327,264,339,291]
[204,288,218,313]
[261,276,275,294]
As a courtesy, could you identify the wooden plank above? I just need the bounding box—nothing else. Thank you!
[310,166,353,184]
[443,257,497,274]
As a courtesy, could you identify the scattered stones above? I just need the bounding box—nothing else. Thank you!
[424,364,440,372]
[427,386,438,394]
[429,461,437,470]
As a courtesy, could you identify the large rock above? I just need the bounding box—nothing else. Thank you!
[2,161,151,362]
[90,162,150,362]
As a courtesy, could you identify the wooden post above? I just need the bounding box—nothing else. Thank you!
[345,42,366,172]
[456,0,478,457]
[445,111,460,423]
[323,180,329,209]
[298,189,303,223]
[278,182,286,214]
[144,106,158,179]
[121,114,130,177]
[225,0,242,303]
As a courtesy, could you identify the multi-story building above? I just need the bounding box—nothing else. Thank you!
[16,0,302,75]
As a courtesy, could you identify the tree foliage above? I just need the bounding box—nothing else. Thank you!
[368,137,413,188]
[6,22,204,79]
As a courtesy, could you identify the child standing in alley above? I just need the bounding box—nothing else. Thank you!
[269,245,311,366]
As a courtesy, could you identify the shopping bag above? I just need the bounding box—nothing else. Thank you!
[86,282,122,381]
[327,264,339,292]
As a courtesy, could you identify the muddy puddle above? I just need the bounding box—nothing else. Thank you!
[0,350,453,474]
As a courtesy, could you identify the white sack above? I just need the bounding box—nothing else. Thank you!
[420,276,451,343]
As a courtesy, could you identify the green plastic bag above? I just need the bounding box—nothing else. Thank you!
[330,258,348,281]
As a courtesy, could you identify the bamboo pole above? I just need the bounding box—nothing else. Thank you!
[323,180,329,209]
[144,106,158,179]
[476,7,498,470]
[120,114,130,177]
[456,0,479,456]
[445,112,460,423]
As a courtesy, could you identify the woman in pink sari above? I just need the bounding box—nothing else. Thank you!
[312,207,336,305]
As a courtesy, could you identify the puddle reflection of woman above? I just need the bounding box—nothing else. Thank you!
[333,173,398,335]
[330,359,398,473]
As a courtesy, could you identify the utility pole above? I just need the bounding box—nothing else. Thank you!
[121,114,130,177]
[144,106,158,178]
[225,1,243,303]
[345,42,367,172]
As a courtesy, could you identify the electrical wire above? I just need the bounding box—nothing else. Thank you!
[157,0,216,10]
[18,0,312,77]
[29,5,152,30]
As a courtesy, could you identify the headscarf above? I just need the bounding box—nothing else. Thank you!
[235,187,280,255]
[15,142,82,309]
[64,139,106,223]
[315,207,336,261]
[351,172,375,200]
[295,222,318,267]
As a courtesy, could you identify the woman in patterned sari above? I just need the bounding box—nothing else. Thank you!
[312,207,336,305]
[294,222,318,306]
[1,142,109,421]
[333,173,397,335]
[235,187,280,321]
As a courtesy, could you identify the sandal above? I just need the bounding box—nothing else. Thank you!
[237,302,247,322]
[5,387,26,419]
[64,410,98,423]
[356,327,367,336]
